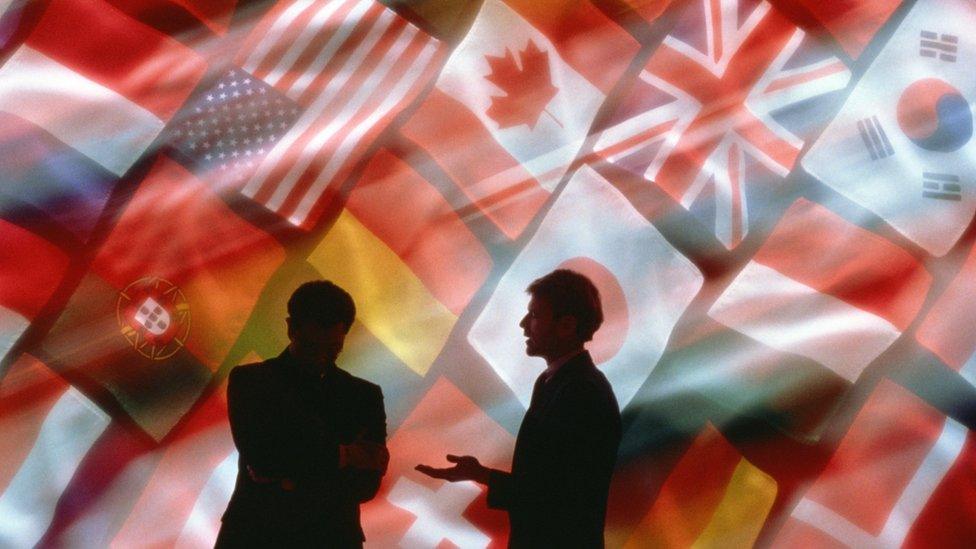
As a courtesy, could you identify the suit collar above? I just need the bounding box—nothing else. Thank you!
[274,348,343,383]
[543,350,595,386]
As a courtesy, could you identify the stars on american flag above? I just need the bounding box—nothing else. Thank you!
[168,69,301,182]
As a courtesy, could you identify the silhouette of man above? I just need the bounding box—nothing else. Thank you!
[216,281,388,548]
[417,269,622,548]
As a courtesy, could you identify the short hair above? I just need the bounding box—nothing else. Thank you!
[527,269,603,342]
[287,280,356,331]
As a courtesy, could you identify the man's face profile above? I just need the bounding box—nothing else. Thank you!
[520,295,562,359]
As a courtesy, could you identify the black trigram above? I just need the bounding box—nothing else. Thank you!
[857,116,895,160]
[920,30,958,62]
[922,172,962,201]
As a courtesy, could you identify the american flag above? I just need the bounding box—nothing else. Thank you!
[1,0,976,547]
[230,0,446,229]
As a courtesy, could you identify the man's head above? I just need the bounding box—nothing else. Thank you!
[286,280,356,365]
[519,269,603,362]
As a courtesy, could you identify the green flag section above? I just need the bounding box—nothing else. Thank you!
[36,156,284,440]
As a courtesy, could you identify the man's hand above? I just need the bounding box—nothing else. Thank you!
[339,434,390,473]
[415,454,491,485]
[246,465,295,491]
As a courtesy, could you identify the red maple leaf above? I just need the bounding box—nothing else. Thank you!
[483,39,561,130]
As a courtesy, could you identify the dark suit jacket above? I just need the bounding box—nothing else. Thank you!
[218,350,386,548]
[487,351,622,548]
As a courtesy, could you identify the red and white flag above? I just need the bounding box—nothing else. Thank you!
[110,380,234,548]
[0,354,110,548]
[710,198,931,385]
[0,0,206,176]
[468,165,702,409]
[0,220,69,363]
[401,0,639,239]
[916,240,976,387]
[235,0,446,229]
[775,379,975,546]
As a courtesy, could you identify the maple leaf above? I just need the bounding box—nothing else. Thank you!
[483,39,561,130]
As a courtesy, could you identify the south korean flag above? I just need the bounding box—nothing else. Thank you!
[802,0,976,257]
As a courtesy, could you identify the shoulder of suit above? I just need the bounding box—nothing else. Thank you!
[559,364,617,407]
[335,368,383,395]
[228,358,278,382]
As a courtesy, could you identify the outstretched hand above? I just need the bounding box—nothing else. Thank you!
[415,454,491,484]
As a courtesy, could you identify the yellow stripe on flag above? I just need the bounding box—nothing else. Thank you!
[692,459,778,548]
[307,211,457,376]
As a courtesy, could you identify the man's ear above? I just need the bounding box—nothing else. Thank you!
[556,315,578,339]
[286,317,295,339]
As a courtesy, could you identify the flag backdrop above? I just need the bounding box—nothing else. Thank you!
[1,0,975,546]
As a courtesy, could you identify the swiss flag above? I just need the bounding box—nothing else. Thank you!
[401,0,639,239]
[361,377,515,548]
[774,379,975,546]
[468,165,702,409]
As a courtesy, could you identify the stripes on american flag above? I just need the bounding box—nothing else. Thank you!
[235,0,446,229]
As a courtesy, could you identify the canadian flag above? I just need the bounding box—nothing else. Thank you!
[400,0,638,239]
[468,165,703,409]
[775,379,976,546]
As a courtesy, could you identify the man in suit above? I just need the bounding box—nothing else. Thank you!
[417,270,622,548]
[216,281,389,548]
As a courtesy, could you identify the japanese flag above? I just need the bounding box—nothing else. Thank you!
[468,165,702,409]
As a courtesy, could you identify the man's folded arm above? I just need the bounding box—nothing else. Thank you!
[227,368,288,477]
[340,384,388,502]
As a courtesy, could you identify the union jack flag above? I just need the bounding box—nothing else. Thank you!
[595,0,850,248]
